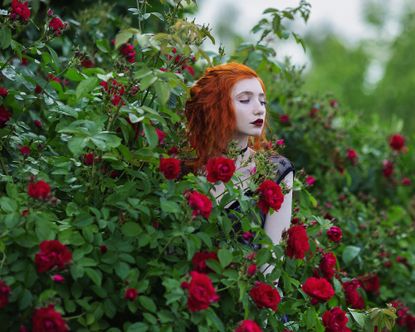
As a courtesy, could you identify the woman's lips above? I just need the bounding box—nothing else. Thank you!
[251,119,263,127]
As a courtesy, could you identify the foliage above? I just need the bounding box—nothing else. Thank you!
[0,0,413,331]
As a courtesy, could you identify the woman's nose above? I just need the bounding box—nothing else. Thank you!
[254,100,265,115]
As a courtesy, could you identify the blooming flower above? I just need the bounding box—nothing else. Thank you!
[319,252,337,280]
[119,43,136,63]
[346,148,358,165]
[191,251,218,273]
[358,274,380,294]
[247,264,257,277]
[49,17,65,36]
[34,119,42,128]
[159,157,181,180]
[28,180,51,200]
[10,0,31,22]
[279,114,290,124]
[0,106,11,128]
[206,157,236,183]
[19,146,31,157]
[343,280,365,309]
[327,226,343,243]
[0,280,11,309]
[322,307,351,332]
[249,281,281,311]
[0,87,8,97]
[124,288,138,301]
[32,305,68,332]
[186,271,219,312]
[302,277,335,303]
[34,240,72,273]
[235,320,262,332]
[51,274,65,283]
[34,85,43,94]
[382,160,394,178]
[286,225,310,259]
[389,134,405,151]
[305,175,316,186]
[257,180,284,214]
[186,191,212,219]
[156,128,166,145]
[401,177,411,186]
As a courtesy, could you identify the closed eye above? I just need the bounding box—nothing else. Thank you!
[239,99,250,104]
[260,100,267,106]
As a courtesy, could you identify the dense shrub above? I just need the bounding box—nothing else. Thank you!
[0,0,413,331]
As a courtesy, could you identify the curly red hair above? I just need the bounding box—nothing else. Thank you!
[185,63,267,168]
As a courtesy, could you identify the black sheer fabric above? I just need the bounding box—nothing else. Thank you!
[225,155,295,247]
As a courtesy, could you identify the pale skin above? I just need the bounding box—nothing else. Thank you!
[211,77,293,246]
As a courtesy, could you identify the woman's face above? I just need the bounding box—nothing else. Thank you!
[231,77,266,139]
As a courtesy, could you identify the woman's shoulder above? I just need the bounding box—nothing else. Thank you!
[268,154,295,184]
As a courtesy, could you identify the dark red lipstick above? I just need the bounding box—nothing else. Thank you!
[251,119,264,127]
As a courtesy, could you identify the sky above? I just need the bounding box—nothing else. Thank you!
[190,0,404,67]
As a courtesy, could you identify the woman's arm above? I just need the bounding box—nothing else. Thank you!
[263,171,294,245]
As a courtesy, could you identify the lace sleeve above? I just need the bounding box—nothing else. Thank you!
[269,155,295,184]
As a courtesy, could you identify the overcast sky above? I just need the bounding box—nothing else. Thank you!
[191,0,404,66]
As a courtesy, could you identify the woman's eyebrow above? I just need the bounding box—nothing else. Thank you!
[236,91,265,98]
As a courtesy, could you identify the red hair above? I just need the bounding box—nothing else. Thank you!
[185,63,267,168]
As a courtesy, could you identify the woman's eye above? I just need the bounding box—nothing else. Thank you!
[239,99,250,104]
[260,101,267,106]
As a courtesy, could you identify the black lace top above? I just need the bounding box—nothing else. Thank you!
[225,155,295,247]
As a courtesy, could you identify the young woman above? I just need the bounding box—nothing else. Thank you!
[184,62,294,245]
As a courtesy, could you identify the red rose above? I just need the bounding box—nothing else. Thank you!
[235,320,262,332]
[0,87,8,97]
[81,58,95,68]
[83,152,95,166]
[10,0,31,22]
[257,180,284,214]
[327,226,342,242]
[279,114,290,124]
[382,160,394,178]
[0,280,11,309]
[111,94,122,106]
[358,274,380,294]
[186,191,212,219]
[34,119,42,128]
[192,251,218,273]
[206,157,236,183]
[119,43,136,63]
[346,148,358,165]
[49,17,65,36]
[242,231,254,242]
[249,281,281,311]
[309,106,319,117]
[401,177,411,186]
[35,85,43,94]
[51,274,65,283]
[0,106,11,128]
[28,180,51,200]
[187,271,219,312]
[159,157,181,180]
[319,252,337,280]
[20,146,31,157]
[34,240,72,273]
[305,175,316,186]
[247,264,257,277]
[124,288,138,301]
[286,225,310,259]
[302,277,335,303]
[100,245,108,254]
[343,280,365,309]
[407,315,415,330]
[32,305,68,332]
[322,307,351,332]
[329,99,338,108]
[183,65,195,76]
[389,134,405,151]
[156,128,166,145]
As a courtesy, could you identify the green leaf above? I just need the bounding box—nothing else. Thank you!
[154,81,170,105]
[342,245,361,265]
[0,197,17,213]
[65,68,84,82]
[126,322,148,332]
[68,137,88,155]
[0,27,12,49]
[217,248,233,268]
[121,222,142,237]
[139,296,157,313]
[114,28,140,49]
[160,198,179,213]
[76,77,98,101]
[85,268,102,287]
[349,309,367,328]
[140,74,158,90]
[142,123,158,148]
[205,309,225,332]
[46,46,60,71]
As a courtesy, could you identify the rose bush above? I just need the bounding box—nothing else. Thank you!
[0,0,412,331]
